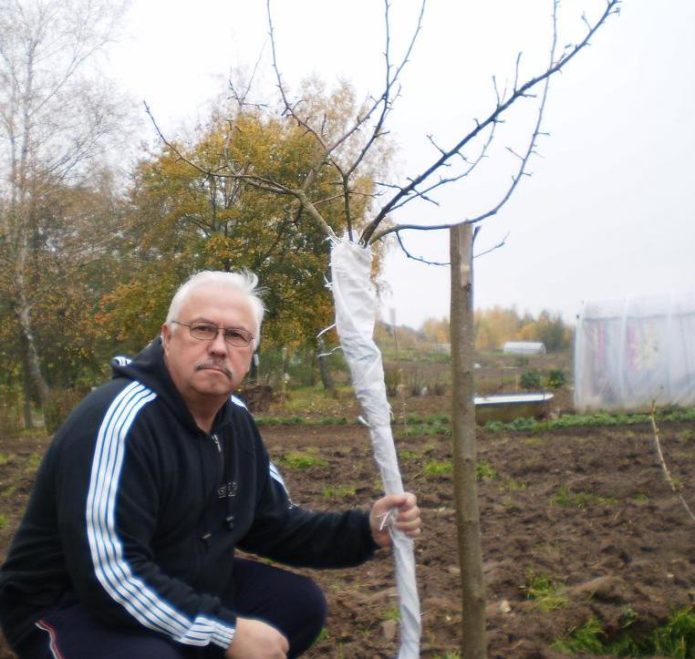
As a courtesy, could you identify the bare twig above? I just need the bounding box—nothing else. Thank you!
[265,0,426,240]
[649,402,695,524]
[143,102,337,239]
[361,0,620,246]
[394,225,507,267]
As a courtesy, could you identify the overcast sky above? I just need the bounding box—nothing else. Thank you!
[107,0,695,329]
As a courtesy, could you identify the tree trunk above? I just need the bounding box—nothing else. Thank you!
[317,336,336,394]
[20,342,34,430]
[450,223,487,658]
[16,282,50,410]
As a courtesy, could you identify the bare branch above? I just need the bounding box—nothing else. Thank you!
[382,116,499,217]
[649,402,695,524]
[393,225,506,268]
[144,102,337,239]
[474,231,509,259]
[396,231,450,266]
[360,0,620,245]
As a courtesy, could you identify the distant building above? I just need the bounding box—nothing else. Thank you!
[503,341,546,355]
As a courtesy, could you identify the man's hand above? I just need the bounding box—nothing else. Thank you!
[225,617,289,658]
[369,492,421,548]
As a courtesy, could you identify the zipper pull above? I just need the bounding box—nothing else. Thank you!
[211,433,222,454]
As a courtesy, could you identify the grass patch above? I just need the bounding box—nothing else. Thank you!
[502,478,528,492]
[550,485,617,509]
[322,484,356,499]
[383,604,401,622]
[277,450,328,470]
[524,573,568,611]
[476,461,498,481]
[553,607,695,657]
[423,459,498,480]
[0,513,7,530]
[398,449,420,461]
[424,460,452,477]
[398,414,450,438]
[24,452,42,473]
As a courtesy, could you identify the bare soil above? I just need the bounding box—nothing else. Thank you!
[0,395,693,658]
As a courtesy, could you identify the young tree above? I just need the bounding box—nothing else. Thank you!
[0,0,129,423]
[151,1,619,655]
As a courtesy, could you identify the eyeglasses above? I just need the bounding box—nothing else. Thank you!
[171,321,254,347]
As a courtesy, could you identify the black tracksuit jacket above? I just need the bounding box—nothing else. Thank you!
[0,339,377,652]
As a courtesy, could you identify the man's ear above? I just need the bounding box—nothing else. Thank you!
[160,323,171,347]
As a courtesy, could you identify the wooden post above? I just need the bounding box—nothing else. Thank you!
[450,223,487,658]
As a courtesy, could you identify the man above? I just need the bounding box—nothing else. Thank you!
[0,270,421,658]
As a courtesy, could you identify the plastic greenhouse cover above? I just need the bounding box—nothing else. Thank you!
[574,292,695,411]
[330,238,421,659]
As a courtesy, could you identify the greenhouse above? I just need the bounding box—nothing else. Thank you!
[574,292,695,411]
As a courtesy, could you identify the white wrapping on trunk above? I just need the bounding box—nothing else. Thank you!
[330,238,421,659]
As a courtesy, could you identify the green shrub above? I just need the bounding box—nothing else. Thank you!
[546,369,567,389]
[520,370,542,390]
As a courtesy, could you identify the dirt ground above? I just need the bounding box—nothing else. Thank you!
[0,396,693,657]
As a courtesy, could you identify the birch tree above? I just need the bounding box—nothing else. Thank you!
[0,0,129,423]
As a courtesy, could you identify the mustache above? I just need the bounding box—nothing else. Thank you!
[194,361,233,379]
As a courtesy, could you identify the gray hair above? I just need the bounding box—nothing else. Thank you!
[165,270,265,346]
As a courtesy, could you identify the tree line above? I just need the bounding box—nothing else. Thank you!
[419,307,572,352]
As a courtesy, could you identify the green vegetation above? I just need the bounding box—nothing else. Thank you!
[423,459,498,481]
[553,607,695,658]
[322,484,356,499]
[423,460,452,477]
[502,478,528,492]
[0,513,8,530]
[484,406,695,433]
[277,450,328,470]
[398,449,420,461]
[523,573,568,612]
[546,368,567,389]
[550,485,617,509]
[520,370,542,390]
[258,405,695,437]
[476,461,498,481]
[382,604,401,622]
[24,453,43,473]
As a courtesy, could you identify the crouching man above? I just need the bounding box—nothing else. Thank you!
[0,270,421,658]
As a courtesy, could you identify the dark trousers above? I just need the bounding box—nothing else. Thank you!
[13,558,326,659]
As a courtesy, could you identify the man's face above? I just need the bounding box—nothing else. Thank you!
[161,286,255,407]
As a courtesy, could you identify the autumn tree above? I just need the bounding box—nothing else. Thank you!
[0,0,129,424]
[103,84,389,353]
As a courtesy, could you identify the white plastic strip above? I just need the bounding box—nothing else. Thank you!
[330,238,421,659]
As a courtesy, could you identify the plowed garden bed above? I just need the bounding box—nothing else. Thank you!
[1,413,693,657]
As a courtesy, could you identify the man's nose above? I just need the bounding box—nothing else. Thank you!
[209,329,229,353]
